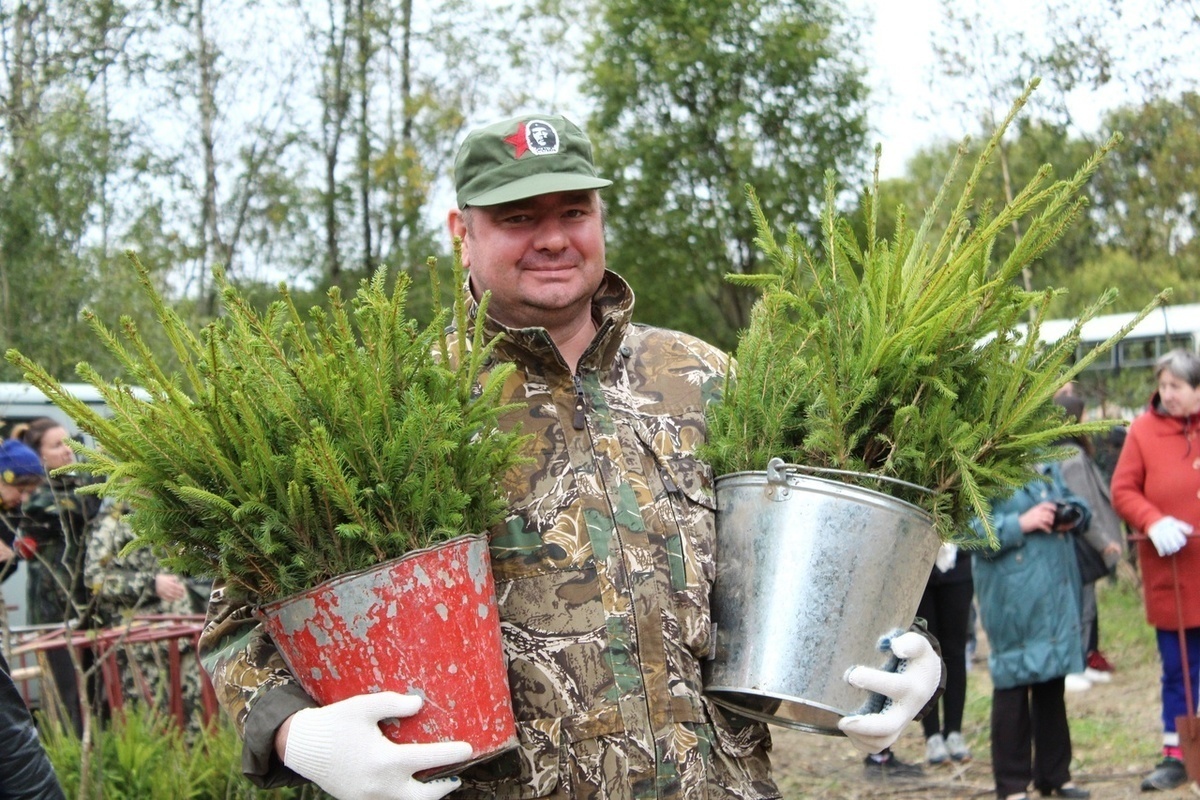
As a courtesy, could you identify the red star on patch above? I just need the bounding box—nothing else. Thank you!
[504,122,529,159]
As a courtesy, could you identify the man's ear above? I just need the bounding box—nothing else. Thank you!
[447,209,470,268]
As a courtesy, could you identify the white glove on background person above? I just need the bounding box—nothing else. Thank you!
[934,543,958,573]
[1148,516,1192,557]
[283,692,472,800]
[837,631,942,754]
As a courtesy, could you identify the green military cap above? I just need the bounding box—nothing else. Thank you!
[454,114,612,208]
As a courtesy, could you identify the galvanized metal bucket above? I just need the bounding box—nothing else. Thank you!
[703,458,940,735]
[257,533,518,776]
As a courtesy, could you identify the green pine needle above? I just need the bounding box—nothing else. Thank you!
[702,80,1169,546]
[6,251,530,601]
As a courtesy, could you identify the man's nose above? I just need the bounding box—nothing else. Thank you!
[532,217,569,251]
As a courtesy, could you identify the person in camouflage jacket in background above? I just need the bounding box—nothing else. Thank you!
[85,501,205,734]
[199,114,944,800]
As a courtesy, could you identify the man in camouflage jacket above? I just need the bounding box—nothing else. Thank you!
[199,113,943,800]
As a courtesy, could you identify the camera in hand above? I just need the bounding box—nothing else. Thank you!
[1052,501,1082,529]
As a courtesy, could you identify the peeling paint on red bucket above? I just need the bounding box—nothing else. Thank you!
[257,533,517,775]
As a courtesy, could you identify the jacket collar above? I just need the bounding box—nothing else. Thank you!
[1148,390,1200,432]
[466,270,635,374]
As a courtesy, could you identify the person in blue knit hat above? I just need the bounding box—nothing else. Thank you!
[0,438,44,505]
[2,437,45,561]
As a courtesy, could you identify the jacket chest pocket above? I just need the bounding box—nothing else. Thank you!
[632,418,717,576]
[489,442,598,583]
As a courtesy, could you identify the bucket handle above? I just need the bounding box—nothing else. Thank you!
[766,457,935,497]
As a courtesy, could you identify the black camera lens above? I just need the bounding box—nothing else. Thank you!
[1053,502,1082,528]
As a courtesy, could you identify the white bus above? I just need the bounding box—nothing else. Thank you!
[1026,302,1200,413]
[1037,302,1200,373]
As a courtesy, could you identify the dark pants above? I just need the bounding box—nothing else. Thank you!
[916,578,973,737]
[42,648,82,738]
[991,677,1072,798]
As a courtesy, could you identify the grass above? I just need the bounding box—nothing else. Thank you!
[40,703,329,799]
[1066,571,1161,772]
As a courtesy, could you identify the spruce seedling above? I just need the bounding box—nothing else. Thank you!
[702,80,1168,544]
[7,249,529,600]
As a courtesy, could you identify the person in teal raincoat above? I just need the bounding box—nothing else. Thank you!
[973,461,1092,800]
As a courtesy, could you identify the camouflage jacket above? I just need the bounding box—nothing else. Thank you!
[199,271,780,799]
[85,504,196,628]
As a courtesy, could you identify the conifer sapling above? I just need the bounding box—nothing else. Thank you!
[701,80,1169,544]
[7,250,529,601]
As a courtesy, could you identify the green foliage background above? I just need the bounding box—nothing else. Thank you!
[584,0,870,351]
[2,3,1197,385]
[860,97,1200,324]
[41,705,327,800]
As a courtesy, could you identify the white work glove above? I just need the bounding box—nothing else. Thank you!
[1148,516,1193,557]
[837,631,942,754]
[283,692,473,800]
[934,543,958,573]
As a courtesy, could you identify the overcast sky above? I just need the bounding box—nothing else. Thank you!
[858,0,946,176]
[858,0,1199,178]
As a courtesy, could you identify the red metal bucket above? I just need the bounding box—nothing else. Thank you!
[257,533,517,774]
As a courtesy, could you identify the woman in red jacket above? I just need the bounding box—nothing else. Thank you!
[1111,348,1200,792]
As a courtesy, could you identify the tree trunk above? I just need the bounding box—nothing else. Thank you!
[355,0,372,276]
[317,0,351,283]
[393,0,416,253]
[196,0,226,314]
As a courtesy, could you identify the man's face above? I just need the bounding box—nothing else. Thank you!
[0,479,39,511]
[449,190,606,332]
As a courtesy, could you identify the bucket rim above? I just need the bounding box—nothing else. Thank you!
[706,690,846,736]
[715,463,933,523]
[255,531,489,618]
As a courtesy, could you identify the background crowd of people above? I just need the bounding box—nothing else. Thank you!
[0,417,205,743]
[901,349,1200,799]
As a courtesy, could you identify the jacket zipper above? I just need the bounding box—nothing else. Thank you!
[572,375,587,431]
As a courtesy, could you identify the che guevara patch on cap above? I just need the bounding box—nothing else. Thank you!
[454,113,611,207]
[506,120,560,158]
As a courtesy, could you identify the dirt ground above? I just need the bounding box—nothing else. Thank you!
[761,576,1200,800]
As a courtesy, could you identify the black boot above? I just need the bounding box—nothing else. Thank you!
[1140,758,1186,792]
